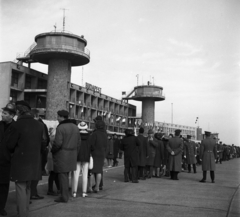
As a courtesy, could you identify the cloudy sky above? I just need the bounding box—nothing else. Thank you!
[1,0,239,145]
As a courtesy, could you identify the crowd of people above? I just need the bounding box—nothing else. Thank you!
[0,101,239,217]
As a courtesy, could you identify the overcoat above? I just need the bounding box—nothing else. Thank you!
[77,132,91,163]
[146,138,157,166]
[167,137,183,172]
[184,140,196,164]
[52,119,81,173]
[154,139,164,167]
[217,144,224,159]
[6,115,47,182]
[106,139,114,159]
[121,134,140,167]
[0,120,14,183]
[137,134,148,167]
[200,137,217,171]
[113,138,120,159]
[89,121,108,173]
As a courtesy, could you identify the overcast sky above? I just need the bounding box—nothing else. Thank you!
[0,0,239,145]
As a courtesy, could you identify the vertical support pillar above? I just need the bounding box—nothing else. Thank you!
[46,59,71,120]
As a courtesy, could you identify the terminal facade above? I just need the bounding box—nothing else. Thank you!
[0,61,136,133]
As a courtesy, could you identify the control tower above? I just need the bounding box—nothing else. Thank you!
[123,84,165,132]
[17,31,90,120]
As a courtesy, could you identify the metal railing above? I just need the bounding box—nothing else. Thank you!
[16,42,37,59]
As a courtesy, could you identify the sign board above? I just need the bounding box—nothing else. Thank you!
[85,82,101,93]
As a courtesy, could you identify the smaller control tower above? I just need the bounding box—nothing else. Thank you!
[123,84,165,133]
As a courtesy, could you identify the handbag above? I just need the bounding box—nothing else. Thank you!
[89,156,93,170]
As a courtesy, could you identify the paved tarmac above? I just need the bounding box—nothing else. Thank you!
[5,158,240,217]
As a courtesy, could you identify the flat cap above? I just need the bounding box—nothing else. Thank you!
[175,129,181,133]
[15,100,31,110]
[57,110,69,117]
[205,131,211,136]
[2,103,16,114]
[94,115,103,122]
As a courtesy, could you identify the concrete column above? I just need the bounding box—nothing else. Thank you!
[46,59,71,120]
[142,99,155,134]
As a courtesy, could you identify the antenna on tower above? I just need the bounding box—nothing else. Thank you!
[54,23,57,32]
[60,8,69,32]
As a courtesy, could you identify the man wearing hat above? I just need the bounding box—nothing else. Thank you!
[0,103,16,216]
[52,110,81,202]
[184,135,197,173]
[166,129,183,180]
[137,128,148,180]
[199,131,217,183]
[5,101,47,217]
[145,129,157,178]
[216,141,224,164]
[121,129,140,183]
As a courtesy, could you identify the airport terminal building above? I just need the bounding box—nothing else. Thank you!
[0,61,136,133]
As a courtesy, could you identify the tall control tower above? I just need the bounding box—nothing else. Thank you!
[17,31,90,120]
[123,84,165,132]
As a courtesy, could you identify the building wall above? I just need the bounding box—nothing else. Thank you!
[0,62,12,108]
[0,61,136,132]
[155,121,197,140]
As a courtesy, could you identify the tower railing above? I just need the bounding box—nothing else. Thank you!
[16,42,37,59]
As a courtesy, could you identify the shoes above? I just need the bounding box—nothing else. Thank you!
[87,189,93,193]
[93,190,99,193]
[31,195,44,200]
[54,198,67,203]
[0,209,7,216]
[199,179,206,183]
[188,171,191,173]
[140,177,146,180]
[92,185,103,191]
[212,180,215,183]
[124,180,129,182]
[72,192,77,198]
[132,180,139,183]
[29,201,32,204]
[82,193,88,198]
[47,191,58,196]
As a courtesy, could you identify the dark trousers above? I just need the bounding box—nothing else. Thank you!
[0,182,10,210]
[124,166,137,182]
[146,165,153,178]
[188,164,196,173]
[113,158,118,166]
[15,181,31,217]
[48,171,60,192]
[170,171,179,180]
[202,171,215,181]
[30,180,39,196]
[138,166,146,178]
[58,172,69,202]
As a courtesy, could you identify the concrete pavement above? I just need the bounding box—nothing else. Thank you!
[5,158,240,217]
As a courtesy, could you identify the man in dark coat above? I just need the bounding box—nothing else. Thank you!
[199,131,217,183]
[184,135,197,173]
[52,110,81,202]
[166,129,183,180]
[30,109,50,200]
[121,129,140,183]
[112,134,120,167]
[6,101,47,217]
[137,128,148,180]
[146,129,157,178]
[0,103,16,216]
[153,133,165,177]
[216,141,224,164]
